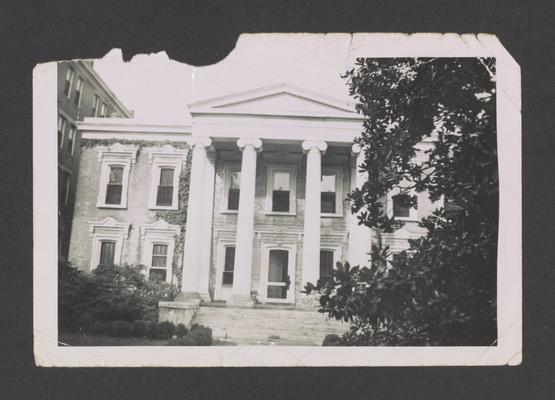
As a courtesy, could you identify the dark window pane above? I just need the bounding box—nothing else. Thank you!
[223,247,235,285]
[272,190,290,212]
[393,194,410,218]
[320,250,334,278]
[267,285,287,299]
[149,269,167,282]
[159,168,174,185]
[99,241,115,266]
[156,186,173,206]
[153,244,168,255]
[105,185,122,204]
[321,192,336,213]
[227,188,240,210]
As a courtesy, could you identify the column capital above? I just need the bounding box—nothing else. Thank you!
[237,138,263,152]
[302,140,327,154]
[188,136,212,149]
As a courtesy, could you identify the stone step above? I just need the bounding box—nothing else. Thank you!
[191,305,348,344]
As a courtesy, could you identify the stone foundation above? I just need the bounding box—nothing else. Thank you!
[158,300,200,327]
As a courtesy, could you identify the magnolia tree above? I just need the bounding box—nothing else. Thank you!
[306,58,498,346]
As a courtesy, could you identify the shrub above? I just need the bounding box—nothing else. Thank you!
[131,320,148,337]
[166,324,213,346]
[175,323,187,338]
[145,321,158,339]
[322,334,344,346]
[156,321,176,340]
[88,321,109,336]
[109,320,133,337]
[58,261,179,333]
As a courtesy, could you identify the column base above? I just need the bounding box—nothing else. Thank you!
[158,300,200,327]
[199,292,211,302]
[228,294,255,307]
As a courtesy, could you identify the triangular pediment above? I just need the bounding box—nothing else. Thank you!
[188,84,361,119]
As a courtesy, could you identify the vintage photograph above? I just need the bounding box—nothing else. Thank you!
[35,33,521,366]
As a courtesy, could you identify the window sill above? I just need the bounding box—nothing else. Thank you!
[220,209,239,215]
[321,213,343,218]
[97,204,127,209]
[264,211,296,216]
[149,205,179,211]
[394,216,418,222]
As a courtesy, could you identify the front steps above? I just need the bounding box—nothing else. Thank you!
[191,303,348,345]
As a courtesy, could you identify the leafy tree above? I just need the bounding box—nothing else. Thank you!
[306,58,498,346]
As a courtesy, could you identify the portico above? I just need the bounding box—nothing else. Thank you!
[179,84,371,306]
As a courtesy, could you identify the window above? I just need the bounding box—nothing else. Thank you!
[272,171,290,212]
[149,244,169,282]
[64,66,75,98]
[66,125,76,156]
[222,246,235,285]
[227,171,241,211]
[140,219,180,284]
[88,217,129,271]
[319,250,334,279]
[74,77,84,107]
[155,168,175,207]
[321,174,336,214]
[98,241,116,267]
[97,143,137,208]
[320,166,343,216]
[57,115,67,149]
[59,171,71,206]
[147,146,186,210]
[266,165,297,215]
[93,95,101,117]
[105,166,124,205]
[100,102,107,117]
[392,194,411,218]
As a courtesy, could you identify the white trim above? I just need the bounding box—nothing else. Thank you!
[321,165,343,218]
[214,239,237,301]
[220,162,241,214]
[88,217,129,271]
[387,186,418,221]
[147,145,188,210]
[265,164,297,216]
[96,143,138,209]
[259,242,297,304]
[140,220,180,284]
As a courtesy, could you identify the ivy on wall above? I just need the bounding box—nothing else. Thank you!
[80,138,191,291]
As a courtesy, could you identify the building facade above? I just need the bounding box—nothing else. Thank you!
[58,61,132,259]
[68,85,439,338]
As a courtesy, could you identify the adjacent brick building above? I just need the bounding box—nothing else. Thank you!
[58,60,132,259]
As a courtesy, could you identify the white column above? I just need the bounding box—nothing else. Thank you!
[231,138,263,305]
[301,140,327,288]
[348,143,373,267]
[198,150,216,301]
[181,137,212,298]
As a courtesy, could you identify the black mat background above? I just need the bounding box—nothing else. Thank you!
[1,0,553,399]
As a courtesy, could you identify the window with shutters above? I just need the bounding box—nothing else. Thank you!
[63,66,75,98]
[74,77,84,107]
[58,115,67,149]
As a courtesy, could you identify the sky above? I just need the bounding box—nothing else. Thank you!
[93,33,357,124]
